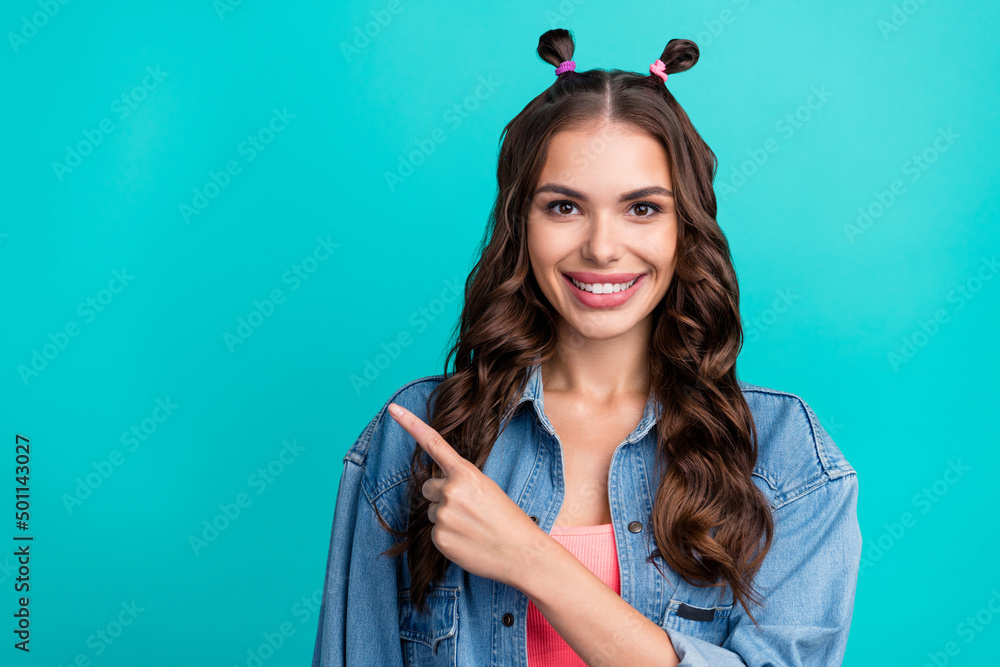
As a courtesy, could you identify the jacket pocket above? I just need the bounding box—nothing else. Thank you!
[660,596,733,646]
[398,585,460,666]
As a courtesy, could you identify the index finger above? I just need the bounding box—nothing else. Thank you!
[387,402,465,475]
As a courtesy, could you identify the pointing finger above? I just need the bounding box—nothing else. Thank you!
[387,402,465,475]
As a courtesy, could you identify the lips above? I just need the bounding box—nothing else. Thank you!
[562,271,644,284]
[560,272,646,308]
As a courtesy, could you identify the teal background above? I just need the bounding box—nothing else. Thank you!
[2,0,998,665]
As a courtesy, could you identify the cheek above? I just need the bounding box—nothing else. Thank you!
[663,238,678,265]
[656,226,679,267]
[526,236,543,280]
[526,223,554,291]
[526,224,561,272]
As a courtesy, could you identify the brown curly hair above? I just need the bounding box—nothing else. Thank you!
[374,27,774,627]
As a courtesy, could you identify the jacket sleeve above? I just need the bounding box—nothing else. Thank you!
[663,472,862,666]
[311,453,406,667]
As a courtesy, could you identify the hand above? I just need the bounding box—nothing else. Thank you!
[386,402,554,590]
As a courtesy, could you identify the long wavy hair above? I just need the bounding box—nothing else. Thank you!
[375,28,774,626]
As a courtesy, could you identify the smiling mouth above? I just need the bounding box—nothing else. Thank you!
[566,275,640,294]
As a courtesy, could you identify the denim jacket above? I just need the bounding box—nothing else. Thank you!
[312,361,861,666]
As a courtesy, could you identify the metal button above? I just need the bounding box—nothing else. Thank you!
[627,521,643,533]
[502,612,514,626]
[529,515,538,524]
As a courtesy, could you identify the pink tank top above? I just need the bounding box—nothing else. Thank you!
[526,523,620,666]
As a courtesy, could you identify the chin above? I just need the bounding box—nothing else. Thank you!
[565,319,638,341]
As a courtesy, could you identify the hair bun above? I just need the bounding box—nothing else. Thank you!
[657,39,699,75]
[537,28,576,69]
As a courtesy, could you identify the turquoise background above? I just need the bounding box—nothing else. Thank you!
[2,0,998,665]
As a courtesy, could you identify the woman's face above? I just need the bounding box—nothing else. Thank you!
[526,121,679,343]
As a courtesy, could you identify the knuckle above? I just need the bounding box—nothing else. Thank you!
[436,505,448,523]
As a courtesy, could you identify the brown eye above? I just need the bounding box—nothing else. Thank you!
[546,201,580,216]
[629,202,662,218]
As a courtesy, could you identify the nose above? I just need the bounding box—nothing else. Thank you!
[581,212,622,265]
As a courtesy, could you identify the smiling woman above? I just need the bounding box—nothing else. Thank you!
[528,125,678,329]
[313,27,860,667]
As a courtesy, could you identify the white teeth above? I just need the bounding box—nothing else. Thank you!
[569,276,638,293]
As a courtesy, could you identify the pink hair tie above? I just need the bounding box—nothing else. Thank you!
[555,60,576,75]
[649,58,668,83]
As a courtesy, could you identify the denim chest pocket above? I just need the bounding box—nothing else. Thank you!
[398,585,460,666]
[659,596,733,646]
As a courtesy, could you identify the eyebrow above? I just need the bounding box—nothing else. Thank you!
[533,183,674,202]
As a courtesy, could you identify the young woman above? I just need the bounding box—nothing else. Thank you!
[313,28,861,667]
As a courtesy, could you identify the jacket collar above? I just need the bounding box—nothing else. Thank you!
[502,359,663,444]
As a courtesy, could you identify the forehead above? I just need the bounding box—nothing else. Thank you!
[537,123,671,190]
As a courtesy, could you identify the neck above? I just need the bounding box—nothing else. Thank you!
[543,316,652,401]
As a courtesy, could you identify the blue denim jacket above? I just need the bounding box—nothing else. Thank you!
[312,362,861,666]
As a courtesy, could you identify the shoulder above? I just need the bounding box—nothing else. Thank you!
[338,373,448,531]
[737,380,856,511]
[345,371,447,469]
